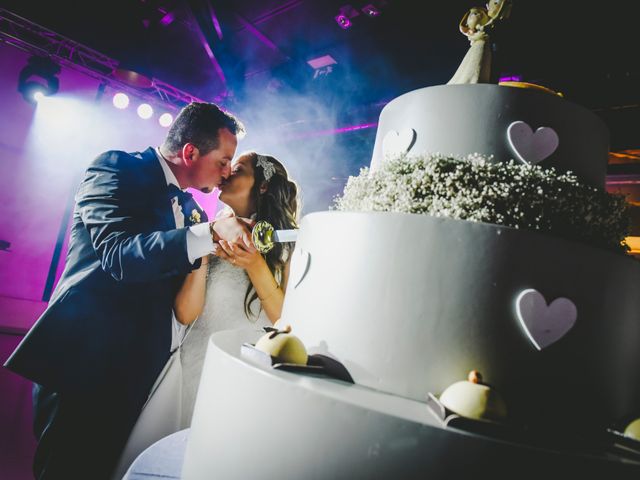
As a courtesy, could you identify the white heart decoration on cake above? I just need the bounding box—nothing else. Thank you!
[290,248,310,289]
[515,288,577,351]
[382,128,416,158]
[507,121,559,164]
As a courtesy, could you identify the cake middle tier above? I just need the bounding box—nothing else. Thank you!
[280,211,640,431]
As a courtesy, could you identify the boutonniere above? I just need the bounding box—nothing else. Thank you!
[189,209,202,224]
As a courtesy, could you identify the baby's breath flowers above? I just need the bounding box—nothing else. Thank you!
[334,154,630,253]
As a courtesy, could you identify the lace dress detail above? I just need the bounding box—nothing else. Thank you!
[179,256,272,427]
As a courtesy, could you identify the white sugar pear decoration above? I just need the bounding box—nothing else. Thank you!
[383,128,416,158]
[515,289,577,350]
[507,121,559,164]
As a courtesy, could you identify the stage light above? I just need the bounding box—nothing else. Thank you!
[113,92,130,109]
[362,4,380,16]
[20,82,49,104]
[159,10,176,27]
[18,56,60,104]
[307,55,337,70]
[335,5,359,29]
[307,54,338,80]
[335,14,352,29]
[159,113,173,127]
[137,103,153,119]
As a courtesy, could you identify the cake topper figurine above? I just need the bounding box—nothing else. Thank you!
[448,0,512,85]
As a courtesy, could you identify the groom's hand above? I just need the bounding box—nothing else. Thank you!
[210,216,256,252]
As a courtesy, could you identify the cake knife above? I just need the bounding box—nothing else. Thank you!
[251,221,298,253]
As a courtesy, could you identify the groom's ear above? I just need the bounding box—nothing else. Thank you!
[182,143,197,167]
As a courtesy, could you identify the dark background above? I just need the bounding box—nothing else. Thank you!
[3,0,639,152]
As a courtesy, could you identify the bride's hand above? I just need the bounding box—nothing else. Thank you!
[216,240,263,271]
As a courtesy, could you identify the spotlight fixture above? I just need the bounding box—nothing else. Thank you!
[137,103,153,119]
[335,14,352,29]
[158,112,173,127]
[335,4,359,29]
[18,56,61,104]
[113,92,130,109]
[361,4,380,16]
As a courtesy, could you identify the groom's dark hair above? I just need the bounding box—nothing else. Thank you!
[163,102,245,155]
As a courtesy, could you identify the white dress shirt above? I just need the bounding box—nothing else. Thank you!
[155,148,215,349]
[154,148,215,263]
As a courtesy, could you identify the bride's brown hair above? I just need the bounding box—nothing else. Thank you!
[243,152,300,319]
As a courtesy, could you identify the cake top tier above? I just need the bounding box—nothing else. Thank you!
[370,84,609,187]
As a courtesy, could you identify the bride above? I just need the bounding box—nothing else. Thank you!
[175,151,300,427]
[114,151,299,479]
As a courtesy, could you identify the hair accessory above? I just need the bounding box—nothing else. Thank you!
[256,154,276,181]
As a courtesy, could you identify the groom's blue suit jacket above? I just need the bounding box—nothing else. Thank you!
[5,147,198,411]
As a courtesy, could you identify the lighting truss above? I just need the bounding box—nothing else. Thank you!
[0,8,205,110]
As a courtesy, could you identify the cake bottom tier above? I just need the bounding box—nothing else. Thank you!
[181,329,640,480]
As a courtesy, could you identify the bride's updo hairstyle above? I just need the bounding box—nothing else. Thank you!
[245,152,300,318]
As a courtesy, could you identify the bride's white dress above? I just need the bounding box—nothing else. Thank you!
[179,255,272,428]
[114,255,276,479]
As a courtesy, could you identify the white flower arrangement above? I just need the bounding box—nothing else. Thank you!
[334,153,630,253]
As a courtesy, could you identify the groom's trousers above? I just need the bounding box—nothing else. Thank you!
[32,383,136,480]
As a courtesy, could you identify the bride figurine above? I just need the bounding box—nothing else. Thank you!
[448,0,512,84]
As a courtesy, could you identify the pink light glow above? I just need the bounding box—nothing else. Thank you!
[189,188,220,219]
[499,75,523,82]
[159,11,175,27]
[307,55,337,70]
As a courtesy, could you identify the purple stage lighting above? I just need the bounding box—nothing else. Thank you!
[159,113,173,127]
[113,92,130,109]
[137,103,153,119]
[159,11,175,27]
[33,90,45,102]
[499,74,523,82]
[335,14,351,29]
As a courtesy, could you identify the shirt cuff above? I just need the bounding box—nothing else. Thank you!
[187,222,215,264]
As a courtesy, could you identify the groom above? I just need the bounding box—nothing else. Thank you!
[4,102,254,479]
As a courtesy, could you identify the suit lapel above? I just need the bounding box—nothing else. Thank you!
[138,147,177,230]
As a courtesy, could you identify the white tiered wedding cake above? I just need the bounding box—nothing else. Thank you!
[181,3,640,478]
